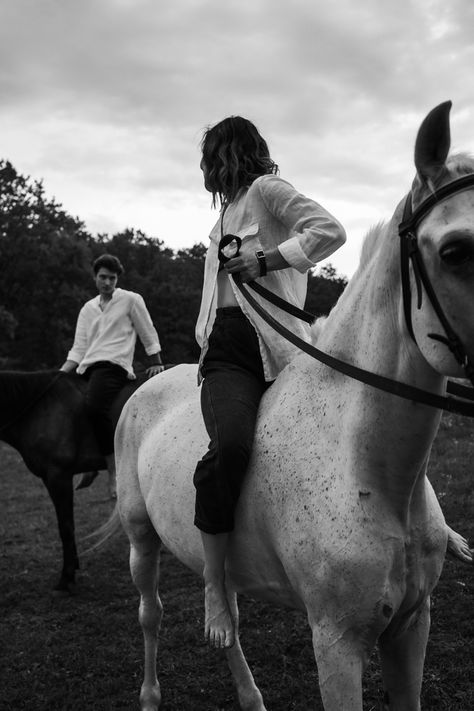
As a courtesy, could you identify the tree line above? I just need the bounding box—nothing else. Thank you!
[0,159,348,371]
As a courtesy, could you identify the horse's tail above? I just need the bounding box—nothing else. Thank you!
[81,504,123,554]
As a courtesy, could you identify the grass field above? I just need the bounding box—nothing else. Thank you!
[1,413,474,710]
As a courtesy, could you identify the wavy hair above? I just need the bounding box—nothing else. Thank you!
[92,254,124,276]
[201,116,278,206]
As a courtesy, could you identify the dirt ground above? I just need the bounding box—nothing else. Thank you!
[1,413,474,710]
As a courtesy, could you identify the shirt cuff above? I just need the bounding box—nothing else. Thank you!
[147,352,163,365]
[67,349,84,364]
[278,235,316,273]
[144,341,161,356]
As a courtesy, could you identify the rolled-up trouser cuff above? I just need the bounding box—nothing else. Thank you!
[193,517,235,535]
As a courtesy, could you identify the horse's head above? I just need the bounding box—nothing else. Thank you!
[403,101,474,380]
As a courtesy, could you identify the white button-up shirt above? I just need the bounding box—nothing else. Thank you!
[195,174,346,381]
[67,288,161,379]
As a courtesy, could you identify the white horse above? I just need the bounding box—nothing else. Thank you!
[114,102,474,710]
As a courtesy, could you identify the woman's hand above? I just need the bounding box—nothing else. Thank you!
[224,244,288,282]
[224,245,260,282]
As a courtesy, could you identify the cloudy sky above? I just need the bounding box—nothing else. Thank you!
[1,0,473,277]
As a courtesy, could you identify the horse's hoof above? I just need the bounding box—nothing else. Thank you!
[52,581,76,597]
[140,684,161,711]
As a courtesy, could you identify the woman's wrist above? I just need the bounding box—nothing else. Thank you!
[261,247,289,274]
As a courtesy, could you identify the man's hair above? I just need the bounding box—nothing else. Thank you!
[201,116,278,206]
[92,254,124,276]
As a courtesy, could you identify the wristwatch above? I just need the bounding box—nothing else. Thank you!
[255,249,267,277]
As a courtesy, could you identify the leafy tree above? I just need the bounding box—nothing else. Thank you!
[305,264,348,317]
[0,160,93,367]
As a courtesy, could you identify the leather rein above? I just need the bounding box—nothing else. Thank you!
[220,174,474,417]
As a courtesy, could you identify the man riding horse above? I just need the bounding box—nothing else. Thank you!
[60,253,164,497]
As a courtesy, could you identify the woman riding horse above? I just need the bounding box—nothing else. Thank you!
[193,116,346,648]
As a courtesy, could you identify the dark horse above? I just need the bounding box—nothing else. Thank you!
[0,369,144,593]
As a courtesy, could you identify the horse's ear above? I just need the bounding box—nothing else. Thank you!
[414,101,452,187]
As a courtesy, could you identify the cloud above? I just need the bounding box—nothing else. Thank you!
[0,0,473,277]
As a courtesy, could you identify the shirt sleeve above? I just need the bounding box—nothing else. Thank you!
[130,294,161,355]
[256,175,346,273]
[67,305,90,364]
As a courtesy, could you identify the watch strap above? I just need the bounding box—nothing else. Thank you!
[255,249,267,277]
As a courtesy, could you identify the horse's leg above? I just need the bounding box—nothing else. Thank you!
[43,470,78,593]
[311,624,368,711]
[378,600,430,711]
[225,591,266,711]
[127,516,163,711]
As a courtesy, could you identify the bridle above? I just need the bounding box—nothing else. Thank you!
[398,173,474,385]
[220,174,474,417]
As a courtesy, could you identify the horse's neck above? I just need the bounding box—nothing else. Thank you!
[319,220,442,388]
[294,232,443,506]
[0,371,53,433]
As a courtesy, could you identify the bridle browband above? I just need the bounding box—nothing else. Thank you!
[221,173,474,417]
[398,173,474,384]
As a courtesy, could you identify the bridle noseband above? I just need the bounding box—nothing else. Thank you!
[398,173,474,385]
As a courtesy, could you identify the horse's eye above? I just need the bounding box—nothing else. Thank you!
[439,240,474,267]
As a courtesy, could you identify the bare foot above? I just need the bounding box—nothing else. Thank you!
[447,526,472,563]
[204,581,235,649]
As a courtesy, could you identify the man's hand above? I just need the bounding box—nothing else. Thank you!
[146,364,165,378]
[59,359,78,374]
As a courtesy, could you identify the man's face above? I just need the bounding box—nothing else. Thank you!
[95,267,118,297]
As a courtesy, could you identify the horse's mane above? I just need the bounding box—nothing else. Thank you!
[310,316,327,344]
[357,222,389,271]
[0,370,61,428]
[446,151,474,175]
[310,221,391,345]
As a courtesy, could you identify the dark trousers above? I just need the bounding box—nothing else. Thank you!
[83,362,128,456]
[193,307,271,534]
